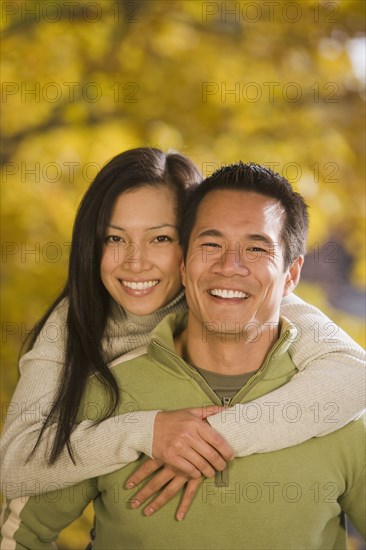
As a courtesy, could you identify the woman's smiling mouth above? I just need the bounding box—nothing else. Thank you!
[121,280,160,290]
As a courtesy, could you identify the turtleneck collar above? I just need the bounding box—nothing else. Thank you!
[115,288,187,330]
[102,289,187,361]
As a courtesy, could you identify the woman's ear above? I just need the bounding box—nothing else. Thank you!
[180,260,186,288]
[283,256,304,297]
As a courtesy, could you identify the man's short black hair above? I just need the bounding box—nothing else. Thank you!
[180,162,309,269]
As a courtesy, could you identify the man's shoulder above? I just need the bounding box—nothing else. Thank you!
[150,310,188,342]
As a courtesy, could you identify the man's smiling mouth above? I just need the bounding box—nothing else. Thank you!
[209,289,249,299]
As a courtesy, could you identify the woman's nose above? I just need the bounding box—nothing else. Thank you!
[123,242,152,271]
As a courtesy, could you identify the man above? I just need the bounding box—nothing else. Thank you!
[2,163,365,548]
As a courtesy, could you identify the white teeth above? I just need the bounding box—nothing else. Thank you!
[122,280,159,290]
[210,289,249,299]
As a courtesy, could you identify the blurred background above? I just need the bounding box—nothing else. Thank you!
[1,0,365,548]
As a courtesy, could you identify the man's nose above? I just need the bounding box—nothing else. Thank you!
[212,243,250,276]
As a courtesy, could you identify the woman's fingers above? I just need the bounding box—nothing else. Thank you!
[197,420,234,463]
[137,475,202,519]
[126,407,235,517]
[152,409,234,478]
[128,464,203,519]
[175,477,202,521]
[188,405,224,419]
[171,446,220,479]
[130,466,176,509]
[141,475,188,516]
[125,458,163,489]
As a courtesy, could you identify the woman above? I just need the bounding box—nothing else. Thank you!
[1,148,364,524]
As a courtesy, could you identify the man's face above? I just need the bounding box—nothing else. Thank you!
[181,190,302,337]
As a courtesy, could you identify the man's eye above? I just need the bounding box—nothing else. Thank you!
[201,242,221,249]
[248,246,266,253]
[153,235,172,243]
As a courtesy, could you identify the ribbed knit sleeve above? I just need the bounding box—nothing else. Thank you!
[1,292,188,499]
[0,300,163,499]
[208,293,366,455]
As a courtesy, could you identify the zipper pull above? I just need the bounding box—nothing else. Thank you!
[215,465,230,487]
[215,397,231,487]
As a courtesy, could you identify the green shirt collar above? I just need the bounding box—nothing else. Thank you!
[149,311,298,366]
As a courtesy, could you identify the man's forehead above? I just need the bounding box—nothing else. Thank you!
[187,189,285,251]
[195,189,283,221]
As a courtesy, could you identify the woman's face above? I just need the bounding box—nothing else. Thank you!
[101,185,183,316]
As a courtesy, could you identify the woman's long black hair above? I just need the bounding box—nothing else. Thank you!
[26,147,202,465]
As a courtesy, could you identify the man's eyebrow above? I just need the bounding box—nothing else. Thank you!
[196,229,274,240]
[247,233,276,245]
[107,223,178,231]
[195,230,277,246]
[195,229,224,239]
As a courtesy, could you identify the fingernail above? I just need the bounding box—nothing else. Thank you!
[131,499,140,509]
[125,481,135,489]
[144,507,154,516]
[177,513,185,521]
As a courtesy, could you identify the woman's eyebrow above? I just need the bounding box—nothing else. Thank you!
[107,223,178,231]
[147,224,178,231]
[108,224,125,231]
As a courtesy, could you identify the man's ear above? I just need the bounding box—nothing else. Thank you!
[180,259,186,288]
[283,256,304,297]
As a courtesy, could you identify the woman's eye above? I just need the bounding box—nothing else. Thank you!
[105,235,124,244]
[153,235,172,243]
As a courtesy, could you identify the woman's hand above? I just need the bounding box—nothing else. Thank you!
[126,458,203,520]
[151,406,234,478]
